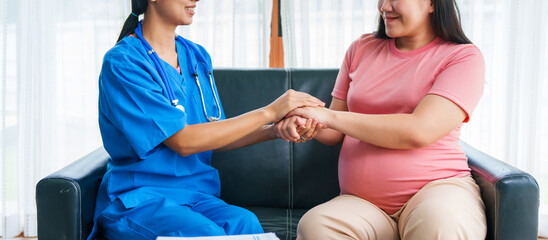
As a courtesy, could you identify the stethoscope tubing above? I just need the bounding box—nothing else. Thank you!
[134,21,221,121]
[194,67,221,122]
[135,23,178,106]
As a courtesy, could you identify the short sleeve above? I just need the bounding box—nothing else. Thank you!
[332,40,357,101]
[428,46,485,122]
[100,55,187,158]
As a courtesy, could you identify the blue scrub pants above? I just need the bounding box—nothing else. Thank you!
[97,197,264,240]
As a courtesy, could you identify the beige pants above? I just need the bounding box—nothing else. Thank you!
[296,176,486,240]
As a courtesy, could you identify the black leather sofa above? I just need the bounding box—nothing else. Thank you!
[36,68,539,240]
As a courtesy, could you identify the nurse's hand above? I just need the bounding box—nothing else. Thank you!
[265,89,325,122]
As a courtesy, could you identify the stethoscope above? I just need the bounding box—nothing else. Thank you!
[134,21,221,122]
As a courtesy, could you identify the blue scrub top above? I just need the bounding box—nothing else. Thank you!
[94,35,226,217]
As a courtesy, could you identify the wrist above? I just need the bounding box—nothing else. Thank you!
[267,124,279,139]
[324,108,336,128]
[261,106,276,123]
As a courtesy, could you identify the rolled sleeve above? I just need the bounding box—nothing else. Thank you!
[100,57,187,158]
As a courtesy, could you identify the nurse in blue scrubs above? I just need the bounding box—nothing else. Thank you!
[88,0,325,239]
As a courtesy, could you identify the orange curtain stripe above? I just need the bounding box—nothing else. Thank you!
[269,0,284,68]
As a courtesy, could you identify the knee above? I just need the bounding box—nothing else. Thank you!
[297,207,334,239]
[168,217,226,237]
[298,208,323,232]
[401,201,485,240]
[223,208,263,235]
[194,222,227,236]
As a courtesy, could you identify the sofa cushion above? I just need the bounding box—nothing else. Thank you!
[212,69,343,240]
[290,69,342,209]
[212,68,292,208]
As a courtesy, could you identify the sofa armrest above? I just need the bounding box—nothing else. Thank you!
[461,141,539,240]
[36,147,109,240]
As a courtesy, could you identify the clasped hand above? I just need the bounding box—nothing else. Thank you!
[265,89,331,143]
[274,106,331,143]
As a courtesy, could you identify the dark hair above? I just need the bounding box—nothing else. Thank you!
[375,0,471,44]
[117,0,148,43]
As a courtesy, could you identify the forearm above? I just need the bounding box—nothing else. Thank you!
[164,108,274,156]
[214,124,277,152]
[324,95,466,149]
[314,128,345,145]
[329,111,425,149]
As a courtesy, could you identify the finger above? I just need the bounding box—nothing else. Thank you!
[297,119,312,137]
[295,116,307,126]
[310,129,319,139]
[293,98,324,109]
[300,128,313,141]
[304,119,317,139]
[283,118,296,142]
[289,116,302,141]
[296,92,325,107]
[298,118,312,135]
[297,126,306,136]
[275,121,286,141]
[278,120,292,142]
[282,117,295,141]
[302,97,325,107]
[287,92,324,109]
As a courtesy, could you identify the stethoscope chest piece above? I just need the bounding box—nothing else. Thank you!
[207,116,219,122]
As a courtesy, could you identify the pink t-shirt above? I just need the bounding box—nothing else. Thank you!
[332,34,484,215]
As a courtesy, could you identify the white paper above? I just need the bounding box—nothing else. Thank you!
[156,232,279,240]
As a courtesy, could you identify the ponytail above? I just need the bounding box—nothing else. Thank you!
[117,0,148,43]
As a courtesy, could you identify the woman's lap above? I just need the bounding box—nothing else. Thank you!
[297,176,486,240]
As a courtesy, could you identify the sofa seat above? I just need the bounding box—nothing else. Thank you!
[36,68,539,240]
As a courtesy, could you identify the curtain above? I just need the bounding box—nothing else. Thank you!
[281,0,548,236]
[177,0,272,68]
[0,0,272,238]
[457,1,548,236]
[0,0,126,237]
[281,0,379,68]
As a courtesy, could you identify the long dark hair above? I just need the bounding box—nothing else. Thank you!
[375,0,471,44]
[117,0,148,43]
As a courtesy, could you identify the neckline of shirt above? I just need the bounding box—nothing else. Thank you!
[125,36,183,76]
[388,37,443,58]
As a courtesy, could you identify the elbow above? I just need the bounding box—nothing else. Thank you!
[169,141,195,157]
[179,144,201,157]
[164,127,202,157]
[180,150,192,158]
[404,129,435,149]
[316,130,345,146]
[322,137,344,146]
